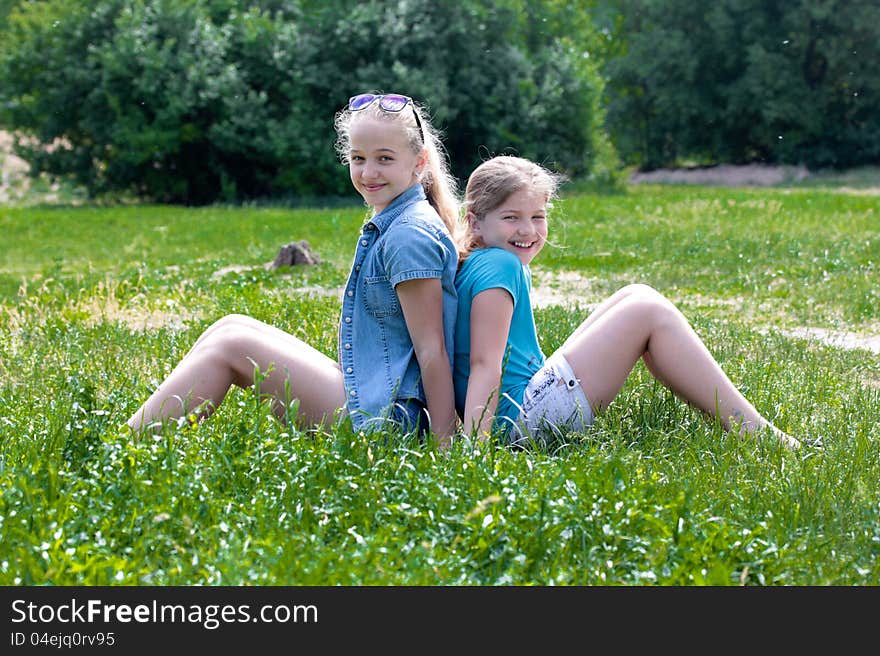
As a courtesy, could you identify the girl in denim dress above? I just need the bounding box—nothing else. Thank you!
[454,155,799,450]
[128,94,459,444]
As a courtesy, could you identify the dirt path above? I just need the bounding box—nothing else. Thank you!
[629,163,810,186]
[630,162,880,193]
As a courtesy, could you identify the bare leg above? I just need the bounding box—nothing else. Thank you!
[561,284,667,383]
[560,287,799,448]
[561,284,654,345]
[128,314,346,432]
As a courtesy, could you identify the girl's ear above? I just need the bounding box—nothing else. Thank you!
[416,149,429,176]
[466,210,481,235]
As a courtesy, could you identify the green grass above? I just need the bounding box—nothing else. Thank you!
[1,183,879,585]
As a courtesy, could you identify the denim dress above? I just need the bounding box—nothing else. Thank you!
[338,184,457,435]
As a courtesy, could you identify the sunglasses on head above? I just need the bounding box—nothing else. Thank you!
[348,93,425,144]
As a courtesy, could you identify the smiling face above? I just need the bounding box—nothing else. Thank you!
[347,116,424,214]
[469,188,549,265]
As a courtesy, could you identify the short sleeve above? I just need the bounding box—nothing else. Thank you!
[383,221,451,287]
[467,248,525,306]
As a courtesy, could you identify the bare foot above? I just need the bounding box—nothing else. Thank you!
[770,425,801,450]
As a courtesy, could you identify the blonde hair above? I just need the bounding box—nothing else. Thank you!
[334,95,460,238]
[458,155,563,263]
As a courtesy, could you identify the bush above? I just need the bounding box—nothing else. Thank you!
[0,0,616,204]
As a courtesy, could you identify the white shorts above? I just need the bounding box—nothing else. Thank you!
[507,351,594,447]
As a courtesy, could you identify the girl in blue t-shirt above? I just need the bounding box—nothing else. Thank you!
[129,94,459,444]
[454,155,799,449]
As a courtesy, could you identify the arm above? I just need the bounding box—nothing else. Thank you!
[396,277,457,445]
[463,288,513,441]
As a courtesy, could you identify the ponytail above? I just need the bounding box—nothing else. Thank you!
[414,104,460,242]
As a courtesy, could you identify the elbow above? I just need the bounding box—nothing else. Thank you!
[469,355,502,381]
[413,341,449,369]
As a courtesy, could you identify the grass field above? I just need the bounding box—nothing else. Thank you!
[1,181,878,585]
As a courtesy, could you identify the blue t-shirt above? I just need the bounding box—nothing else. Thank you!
[453,247,544,433]
[339,183,458,433]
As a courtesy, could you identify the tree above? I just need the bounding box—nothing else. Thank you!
[603,0,880,169]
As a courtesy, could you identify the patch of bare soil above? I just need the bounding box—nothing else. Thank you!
[530,270,598,309]
[775,327,880,355]
[836,186,880,196]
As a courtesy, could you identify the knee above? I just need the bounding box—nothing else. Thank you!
[211,313,256,330]
[201,313,260,340]
[625,294,681,329]
[624,283,681,313]
[199,315,258,352]
[622,283,664,300]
